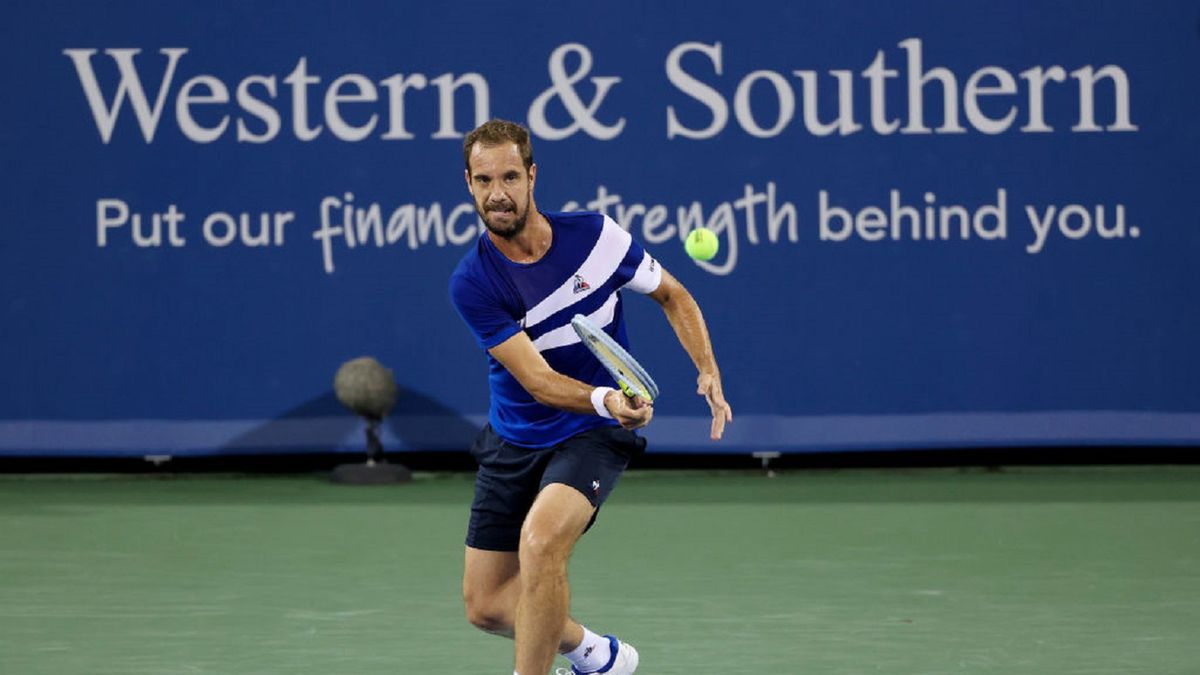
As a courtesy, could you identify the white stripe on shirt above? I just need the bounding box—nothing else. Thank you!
[531,292,619,352]
[522,216,632,330]
[624,249,662,294]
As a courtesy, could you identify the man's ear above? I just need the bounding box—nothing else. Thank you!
[464,169,472,194]
[528,163,537,190]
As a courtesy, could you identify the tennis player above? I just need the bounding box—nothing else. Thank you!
[449,119,733,675]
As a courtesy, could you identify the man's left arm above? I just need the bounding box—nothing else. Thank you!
[647,268,733,440]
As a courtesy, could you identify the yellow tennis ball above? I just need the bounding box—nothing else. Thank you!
[685,228,719,261]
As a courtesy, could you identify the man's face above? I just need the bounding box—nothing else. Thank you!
[465,142,535,240]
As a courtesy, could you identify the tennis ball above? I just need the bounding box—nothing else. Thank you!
[685,228,719,261]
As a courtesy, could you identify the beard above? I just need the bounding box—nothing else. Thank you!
[477,189,532,240]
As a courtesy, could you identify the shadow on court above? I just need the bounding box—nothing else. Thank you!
[217,386,480,455]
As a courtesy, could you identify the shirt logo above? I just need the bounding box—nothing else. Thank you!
[573,274,591,294]
[592,479,601,495]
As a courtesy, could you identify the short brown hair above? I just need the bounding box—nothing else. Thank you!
[463,119,534,175]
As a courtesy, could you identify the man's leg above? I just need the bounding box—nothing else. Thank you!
[463,546,586,650]
[463,548,520,638]
[513,483,594,675]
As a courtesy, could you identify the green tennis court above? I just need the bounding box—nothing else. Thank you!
[2,467,1198,674]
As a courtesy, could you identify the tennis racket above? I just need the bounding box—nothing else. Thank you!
[570,314,660,402]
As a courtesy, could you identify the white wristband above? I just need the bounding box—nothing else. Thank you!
[591,387,616,418]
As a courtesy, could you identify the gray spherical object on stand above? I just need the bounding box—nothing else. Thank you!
[331,356,411,485]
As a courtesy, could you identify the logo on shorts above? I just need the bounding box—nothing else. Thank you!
[573,274,591,293]
[592,479,601,495]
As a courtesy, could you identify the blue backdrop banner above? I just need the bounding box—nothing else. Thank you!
[2,1,1197,456]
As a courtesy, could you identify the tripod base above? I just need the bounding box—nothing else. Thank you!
[330,460,412,485]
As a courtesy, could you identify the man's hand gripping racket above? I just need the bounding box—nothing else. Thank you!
[571,315,658,431]
[571,314,731,438]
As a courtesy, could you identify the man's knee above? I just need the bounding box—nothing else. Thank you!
[464,590,512,634]
[518,521,576,570]
[519,484,593,568]
[462,547,520,635]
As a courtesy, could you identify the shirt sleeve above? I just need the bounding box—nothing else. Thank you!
[449,272,522,350]
[623,248,662,294]
[615,217,662,294]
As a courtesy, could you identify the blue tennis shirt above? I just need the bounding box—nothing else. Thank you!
[449,211,662,448]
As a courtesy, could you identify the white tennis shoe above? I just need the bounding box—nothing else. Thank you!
[555,635,639,675]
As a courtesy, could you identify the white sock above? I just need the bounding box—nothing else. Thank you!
[564,626,612,673]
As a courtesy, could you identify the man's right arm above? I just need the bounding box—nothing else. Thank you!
[488,332,653,430]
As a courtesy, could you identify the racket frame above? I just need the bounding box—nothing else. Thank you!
[570,314,660,402]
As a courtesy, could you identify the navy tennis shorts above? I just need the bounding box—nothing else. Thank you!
[465,422,646,552]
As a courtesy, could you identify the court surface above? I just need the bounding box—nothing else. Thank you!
[1,466,1197,674]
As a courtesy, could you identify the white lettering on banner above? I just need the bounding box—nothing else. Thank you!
[202,211,294,247]
[91,188,1142,273]
[430,73,491,139]
[176,75,230,143]
[862,50,901,134]
[283,57,322,141]
[811,190,1140,255]
[963,67,1019,134]
[1020,67,1067,133]
[665,42,729,140]
[95,198,187,247]
[664,39,1138,139]
[236,75,281,143]
[734,70,794,138]
[378,73,427,140]
[819,190,1008,242]
[1071,66,1137,132]
[1024,203,1137,254]
[64,48,187,143]
[313,194,482,273]
[64,50,489,143]
[308,183,799,275]
[325,74,379,142]
[528,43,625,140]
[793,70,862,136]
[65,39,1136,144]
[561,182,799,276]
[900,38,967,134]
[94,199,295,248]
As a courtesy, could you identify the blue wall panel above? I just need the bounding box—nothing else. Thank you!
[1,1,1197,455]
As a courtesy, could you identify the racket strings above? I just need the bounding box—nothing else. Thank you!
[571,314,660,401]
[588,337,651,399]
